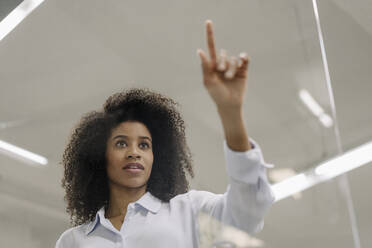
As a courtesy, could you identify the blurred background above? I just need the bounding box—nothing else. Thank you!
[0,0,371,247]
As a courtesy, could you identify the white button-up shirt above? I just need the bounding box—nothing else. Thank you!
[55,138,275,248]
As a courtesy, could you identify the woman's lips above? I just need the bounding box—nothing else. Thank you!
[123,168,143,173]
[123,162,144,170]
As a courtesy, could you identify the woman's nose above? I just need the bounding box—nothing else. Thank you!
[127,146,140,158]
[127,153,140,159]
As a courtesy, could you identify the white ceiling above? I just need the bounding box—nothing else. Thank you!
[0,0,371,247]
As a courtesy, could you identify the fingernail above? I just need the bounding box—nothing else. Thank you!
[225,71,233,78]
[239,52,248,58]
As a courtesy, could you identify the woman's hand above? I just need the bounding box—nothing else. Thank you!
[197,20,250,111]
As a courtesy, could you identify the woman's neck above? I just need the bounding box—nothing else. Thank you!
[105,184,146,219]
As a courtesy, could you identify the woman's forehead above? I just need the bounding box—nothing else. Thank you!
[111,121,151,138]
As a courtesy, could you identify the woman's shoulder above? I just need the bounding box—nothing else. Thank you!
[55,223,89,247]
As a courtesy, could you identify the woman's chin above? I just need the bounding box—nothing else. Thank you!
[121,180,147,189]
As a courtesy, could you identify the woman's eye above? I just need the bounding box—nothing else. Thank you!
[140,142,150,148]
[116,141,126,147]
[115,141,149,148]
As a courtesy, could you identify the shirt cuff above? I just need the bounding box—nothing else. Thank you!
[223,138,274,184]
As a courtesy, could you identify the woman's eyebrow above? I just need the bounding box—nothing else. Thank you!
[113,135,152,142]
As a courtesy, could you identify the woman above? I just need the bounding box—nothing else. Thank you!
[55,20,275,247]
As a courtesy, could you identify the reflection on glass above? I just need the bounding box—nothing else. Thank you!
[198,211,264,248]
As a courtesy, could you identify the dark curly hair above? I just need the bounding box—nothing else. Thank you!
[61,87,195,227]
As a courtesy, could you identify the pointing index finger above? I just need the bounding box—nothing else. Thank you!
[206,20,217,68]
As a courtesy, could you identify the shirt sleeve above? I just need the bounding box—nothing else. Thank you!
[188,137,275,234]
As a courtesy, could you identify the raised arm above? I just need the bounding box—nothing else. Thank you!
[197,20,251,153]
[194,20,275,234]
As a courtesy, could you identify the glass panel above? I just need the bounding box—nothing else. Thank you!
[316,1,372,247]
[1,0,368,247]
[195,0,358,247]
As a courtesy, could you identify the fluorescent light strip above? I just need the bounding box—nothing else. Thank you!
[272,140,372,201]
[299,89,333,128]
[0,140,48,165]
[318,113,333,128]
[272,173,316,202]
[315,140,372,178]
[0,0,45,41]
[299,89,324,116]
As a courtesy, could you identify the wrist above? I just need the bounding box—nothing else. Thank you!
[217,105,243,118]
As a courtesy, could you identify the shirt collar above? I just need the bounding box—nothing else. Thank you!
[85,191,162,235]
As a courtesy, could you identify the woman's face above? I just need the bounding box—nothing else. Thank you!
[105,121,154,190]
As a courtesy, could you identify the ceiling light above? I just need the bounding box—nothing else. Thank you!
[315,140,372,178]
[272,140,372,201]
[272,173,317,202]
[0,0,45,41]
[299,89,333,128]
[0,140,48,165]
[269,168,302,200]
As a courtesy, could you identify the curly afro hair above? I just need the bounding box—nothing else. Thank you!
[61,87,195,227]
